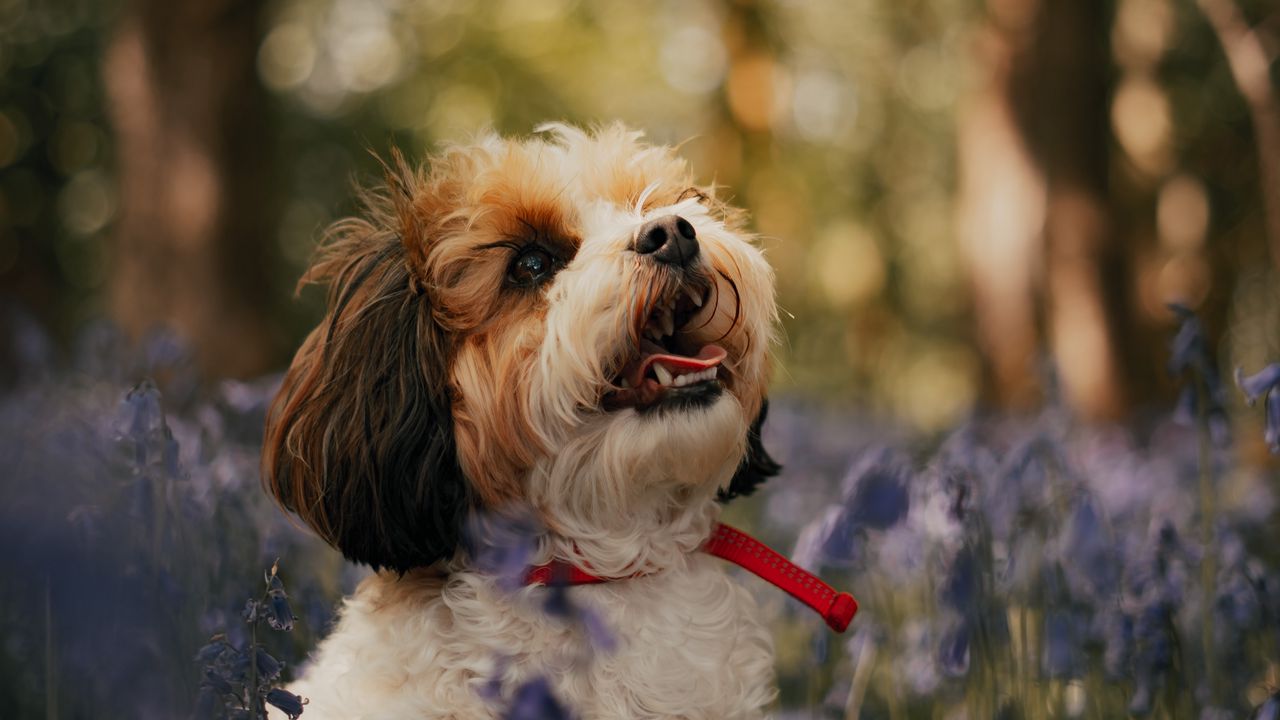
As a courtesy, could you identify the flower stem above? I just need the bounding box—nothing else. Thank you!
[249,612,259,717]
[45,578,56,720]
[1196,374,1218,709]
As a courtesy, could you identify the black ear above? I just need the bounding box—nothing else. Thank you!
[718,398,781,502]
[263,230,472,574]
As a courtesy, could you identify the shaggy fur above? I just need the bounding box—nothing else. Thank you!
[262,123,780,719]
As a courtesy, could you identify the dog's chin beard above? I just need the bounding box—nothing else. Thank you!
[601,278,734,414]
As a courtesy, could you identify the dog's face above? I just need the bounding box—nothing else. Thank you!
[263,124,778,572]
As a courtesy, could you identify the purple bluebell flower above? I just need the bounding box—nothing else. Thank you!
[940,546,978,613]
[194,686,222,718]
[1168,304,1213,375]
[1167,304,1230,443]
[577,604,617,654]
[791,505,861,571]
[936,620,970,677]
[267,590,295,632]
[1214,548,1262,632]
[1129,600,1175,709]
[1059,494,1120,602]
[242,598,262,624]
[504,676,574,720]
[1042,610,1084,678]
[817,508,862,568]
[266,688,307,719]
[540,584,616,654]
[479,656,511,702]
[1099,610,1133,680]
[123,379,164,442]
[260,564,297,632]
[256,647,283,682]
[1251,691,1280,720]
[984,436,1059,544]
[791,449,911,571]
[202,667,236,697]
[840,450,911,530]
[466,508,543,592]
[195,635,233,665]
[1235,364,1280,453]
[1235,363,1280,401]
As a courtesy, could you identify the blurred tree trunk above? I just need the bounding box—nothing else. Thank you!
[1029,0,1132,420]
[957,2,1046,412]
[1197,0,1280,271]
[961,0,1140,420]
[104,0,280,378]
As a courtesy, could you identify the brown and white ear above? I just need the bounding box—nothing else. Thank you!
[261,167,471,573]
[718,397,781,502]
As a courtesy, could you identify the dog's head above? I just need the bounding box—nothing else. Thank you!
[262,124,779,573]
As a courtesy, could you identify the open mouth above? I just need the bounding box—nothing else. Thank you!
[602,281,728,413]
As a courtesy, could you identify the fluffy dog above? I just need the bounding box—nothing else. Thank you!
[262,123,782,719]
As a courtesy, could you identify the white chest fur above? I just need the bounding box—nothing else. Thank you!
[283,554,776,719]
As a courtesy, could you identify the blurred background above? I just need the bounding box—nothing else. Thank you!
[2,0,1280,717]
[1,0,1275,430]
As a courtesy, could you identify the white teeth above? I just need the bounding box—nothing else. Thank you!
[653,364,674,386]
[645,325,664,342]
[688,288,704,308]
[660,310,674,337]
[620,377,631,388]
[658,366,720,388]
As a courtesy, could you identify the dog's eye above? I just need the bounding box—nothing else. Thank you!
[508,246,558,287]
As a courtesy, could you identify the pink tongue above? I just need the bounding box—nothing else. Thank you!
[628,344,727,387]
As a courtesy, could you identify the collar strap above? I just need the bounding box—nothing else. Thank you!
[522,522,858,633]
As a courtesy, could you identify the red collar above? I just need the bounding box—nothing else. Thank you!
[523,522,857,633]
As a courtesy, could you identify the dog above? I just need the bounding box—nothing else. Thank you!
[261,123,785,719]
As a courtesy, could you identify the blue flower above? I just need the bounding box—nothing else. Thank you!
[1235,364,1280,454]
[266,688,307,719]
[840,451,910,530]
[1236,363,1280,401]
[259,563,297,632]
[940,546,977,613]
[936,620,970,677]
[1059,494,1120,602]
[504,677,573,720]
[1167,304,1230,443]
[242,599,261,624]
[541,584,616,654]
[466,508,542,592]
[195,635,232,664]
[1251,690,1280,720]
[266,590,294,632]
[1099,610,1133,680]
[791,449,911,571]
[479,656,511,702]
[1042,610,1084,678]
[201,668,235,697]
[1132,601,1175,681]
[791,505,862,571]
[255,647,283,682]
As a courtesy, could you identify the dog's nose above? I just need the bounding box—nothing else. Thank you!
[634,215,699,266]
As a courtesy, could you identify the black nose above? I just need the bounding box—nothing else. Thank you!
[634,215,699,266]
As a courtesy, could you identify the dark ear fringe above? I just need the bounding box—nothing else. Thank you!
[263,222,471,573]
[718,398,781,502]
